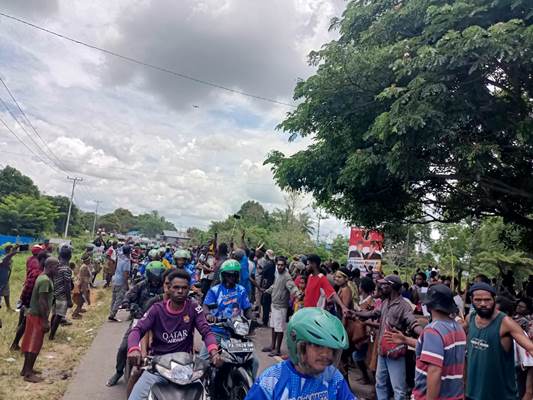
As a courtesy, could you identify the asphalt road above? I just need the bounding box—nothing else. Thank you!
[62,311,374,400]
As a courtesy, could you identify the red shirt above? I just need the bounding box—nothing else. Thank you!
[304,273,335,307]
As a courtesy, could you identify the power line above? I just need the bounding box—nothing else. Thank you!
[0,114,63,174]
[0,75,68,170]
[0,11,297,108]
[0,95,60,171]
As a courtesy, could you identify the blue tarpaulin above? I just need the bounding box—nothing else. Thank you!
[0,234,37,255]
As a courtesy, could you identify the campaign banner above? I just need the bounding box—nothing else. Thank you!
[347,228,384,273]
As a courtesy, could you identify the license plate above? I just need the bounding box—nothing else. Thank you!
[225,341,254,353]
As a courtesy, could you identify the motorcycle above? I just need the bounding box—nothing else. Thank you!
[146,352,209,400]
[208,316,255,400]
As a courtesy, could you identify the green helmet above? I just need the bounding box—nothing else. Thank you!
[146,261,165,271]
[219,259,241,278]
[148,249,158,259]
[286,307,348,365]
[173,249,190,259]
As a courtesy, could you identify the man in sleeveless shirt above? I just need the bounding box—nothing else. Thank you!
[465,282,533,400]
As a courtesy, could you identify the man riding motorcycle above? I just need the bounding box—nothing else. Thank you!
[173,249,197,285]
[127,269,222,400]
[138,249,160,277]
[106,262,166,387]
[246,307,356,400]
[201,259,259,377]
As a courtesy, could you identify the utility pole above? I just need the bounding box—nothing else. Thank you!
[64,176,83,238]
[91,200,102,237]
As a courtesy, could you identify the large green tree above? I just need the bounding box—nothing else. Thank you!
[0,194,58,236]
[268,0,533,234]
[0,165,39,198]
[136,211,176,238]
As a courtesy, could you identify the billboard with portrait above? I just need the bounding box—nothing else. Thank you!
[346,228,384,273]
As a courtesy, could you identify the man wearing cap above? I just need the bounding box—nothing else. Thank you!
[464,282,533,400]
[386,284,466,400]
[11,246,46,350]
[355,274,421,400]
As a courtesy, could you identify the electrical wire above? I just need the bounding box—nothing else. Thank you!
[0,11,297,108]
[0,96,59,168]
[0,75,69,171]
[0,114,63,174]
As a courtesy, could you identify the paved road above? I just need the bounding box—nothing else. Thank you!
[62,313,374,400]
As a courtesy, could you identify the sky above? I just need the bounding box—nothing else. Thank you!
[0,0,349,239]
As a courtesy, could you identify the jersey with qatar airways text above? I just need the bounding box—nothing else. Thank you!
[245,360,357,400]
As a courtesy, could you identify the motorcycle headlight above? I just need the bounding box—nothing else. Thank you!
[234,321,249,336]
[156,363,203,385]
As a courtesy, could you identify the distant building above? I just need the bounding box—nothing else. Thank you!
[159,230,190,246]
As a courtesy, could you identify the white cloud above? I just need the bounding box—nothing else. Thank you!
[0,0,348,239]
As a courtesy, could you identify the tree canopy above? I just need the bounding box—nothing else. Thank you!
[0,194,58,236]
[188,195,321,257]
[267,0,533,235]
[0,165,39,198]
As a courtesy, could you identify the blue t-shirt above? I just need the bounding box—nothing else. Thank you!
[246,360,356,400]
[112,253,131,286]
[184,262,197,284]
[204,283,251,335]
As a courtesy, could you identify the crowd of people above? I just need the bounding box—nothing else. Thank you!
[1,233,533,400]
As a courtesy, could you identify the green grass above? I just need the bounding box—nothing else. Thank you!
[0,253,111,400]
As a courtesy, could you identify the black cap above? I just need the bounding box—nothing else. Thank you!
[378,274,402,286]
[469,282,496,296]
[423,283,458,314]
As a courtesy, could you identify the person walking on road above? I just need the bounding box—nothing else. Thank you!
[20,257,58,383]
[261,256,300,357]
[304,254,349,316]
[108,245,131,322]
[464,282,533,400]
[386,283,467,400]
[104,241,118,288]
[72,253,92,319]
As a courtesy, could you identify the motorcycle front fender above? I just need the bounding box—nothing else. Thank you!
[233,366,253,389]
[149,381,204,400]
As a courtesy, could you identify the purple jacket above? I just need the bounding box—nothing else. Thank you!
[128,299,218,355]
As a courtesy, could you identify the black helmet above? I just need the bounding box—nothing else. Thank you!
[122,245,132,256]
[146,267,164,288]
